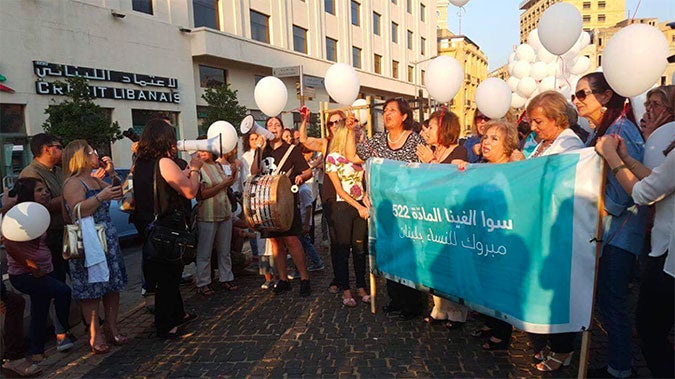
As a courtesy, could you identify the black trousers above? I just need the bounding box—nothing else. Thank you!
[386,280,426,315]
[46,229,68,282]
[484,316,513,342]
[146,259,185,335]
[528,332,576,354]
[2,290,26,360]
[331,201,367,290]
[635,254,674,378]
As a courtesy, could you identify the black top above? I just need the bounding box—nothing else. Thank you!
[261,142,309,181]
[441,145,469,164]
[133,157,191,227]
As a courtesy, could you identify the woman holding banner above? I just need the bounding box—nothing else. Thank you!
[573,72,646,379]
[596,135,674,379]
[464,110,490,163]
[415,109,469,328]
[345,97,427,320]
[522,91,584,371]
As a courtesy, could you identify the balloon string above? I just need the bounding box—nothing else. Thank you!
[560,56,571,90]
[516,111,526,125]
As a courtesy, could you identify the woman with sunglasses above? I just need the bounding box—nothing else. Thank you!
[345,97,427,320]
[61,140,128,353]
[572,72,647,379]
[464,110,490,163]
[416,109,469,328]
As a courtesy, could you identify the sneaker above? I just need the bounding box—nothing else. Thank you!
[307,263,325,272]
[287,271,300,280]
[261,280,274,289]
[56,336,74,352]
[299,279,312,297]
[273,280,291,295]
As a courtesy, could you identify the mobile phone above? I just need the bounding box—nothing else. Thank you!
[111,175,122,187]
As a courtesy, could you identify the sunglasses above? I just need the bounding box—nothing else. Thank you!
[88,149,99,156]
[326,119,344,127]
[475,115,490,122]
[571,89,595,102]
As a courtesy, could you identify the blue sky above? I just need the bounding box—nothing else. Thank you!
[446,0,675,71]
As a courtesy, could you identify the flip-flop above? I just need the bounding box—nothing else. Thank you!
[342,297,357,307]
[423,315,446,325]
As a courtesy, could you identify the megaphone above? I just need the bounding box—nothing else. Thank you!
[240,115,275,140]
[177,121,238,155]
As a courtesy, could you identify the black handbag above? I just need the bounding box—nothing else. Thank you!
[143,161,197,265]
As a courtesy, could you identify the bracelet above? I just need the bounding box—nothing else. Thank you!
[611,164,627,176]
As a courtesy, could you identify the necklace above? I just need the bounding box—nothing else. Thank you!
[387,130,408,145]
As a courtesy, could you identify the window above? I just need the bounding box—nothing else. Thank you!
[199,65,227,87]
[392,60,399,79]
[0,104,25,134]
[391,22,398,43]
[391,0,397,4]
[597,54,602,66]
[373,12,381,35]
[0,104,28,178]
[351,1,360,26]
[325,0,335,15]
[421,70,425,85]
[582,2,590,9]
[407,65,414,82]
[407,30,413,49]
[582,15,591,23]
[193,0,219,29]
[420,37,426,55]
[352,47,362,68]
[250,10,270,43]
[420,3,426,22]
[132,110,179,138]
[132,0,153,15]
[598,14,606,23]
[293,25,307,53]
[374,54,382,74]
[598,1,606,8]
[326,37,337,62]
[406,0,412,13]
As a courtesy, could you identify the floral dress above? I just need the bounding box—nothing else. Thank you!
[67,180,128,300]
[325,152,364,201]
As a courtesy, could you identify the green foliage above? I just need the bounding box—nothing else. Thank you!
[200,83,248,136]
[42,76,122,151]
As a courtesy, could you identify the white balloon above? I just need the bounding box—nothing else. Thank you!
[537,3,582,55]
[569,56,591,75]
[207,121,239,154]
[2,202,50,242]
[254,76,288,117]
[517,77,538,98]
[538,47,557,64]
[351,99,368,124]
[508,52,517,64]
[516,44,537,63]
[325,63,360,105]
[511,93,527,109]
[449,0,470,6]
[424,56,463,103]
[512,61,531,79]
[539,76,556,92]
[531,62,549,81]
[602,24,669,97]
[475,78,512,119]
[507,61,517,75]
[507,76,520,92]
[528,29,543,51]
[577,31,591,50]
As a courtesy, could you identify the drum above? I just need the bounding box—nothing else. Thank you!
[243,175,294,232]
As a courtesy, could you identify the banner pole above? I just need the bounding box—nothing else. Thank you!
[578,162,607,379]
[370,256,377,314]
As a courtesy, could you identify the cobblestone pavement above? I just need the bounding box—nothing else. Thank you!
[30,231,650,378]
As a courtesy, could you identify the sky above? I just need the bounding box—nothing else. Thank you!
[446,0,675,71]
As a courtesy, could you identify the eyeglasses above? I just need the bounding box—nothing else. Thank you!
[48,144,63,150]
[475,115,490,122]
[644,101,665,109]
[326,119,344,127]
[571,89,595,102]
[88,149,99,156]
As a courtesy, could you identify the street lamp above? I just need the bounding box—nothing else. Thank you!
[411,55,439,121]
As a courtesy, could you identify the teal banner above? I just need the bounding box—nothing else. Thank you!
[367,149,602,332]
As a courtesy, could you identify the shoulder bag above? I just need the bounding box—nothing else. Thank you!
[63,202,108,260]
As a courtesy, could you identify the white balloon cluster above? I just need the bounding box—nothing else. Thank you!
[507,28,591,109]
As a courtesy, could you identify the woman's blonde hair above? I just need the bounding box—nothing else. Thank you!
[328,125,349,156]
[526,90,570,129]
[482,120,519,156]
[62,139,92,178]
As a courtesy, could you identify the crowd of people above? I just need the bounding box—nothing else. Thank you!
[1,71,673,378]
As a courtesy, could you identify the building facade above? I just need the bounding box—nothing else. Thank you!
[0,0,436,177]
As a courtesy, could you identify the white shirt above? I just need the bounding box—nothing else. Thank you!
[538,128,585,157]
[643,122,675,169]
[632,151,675,277]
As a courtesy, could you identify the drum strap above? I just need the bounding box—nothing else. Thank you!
[272,144,295,177]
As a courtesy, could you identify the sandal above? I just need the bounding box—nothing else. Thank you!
[328,284,339,294]
[536,351,573,372]
[196,286,215,296]
[533,347,549,362]
[356,289,371,304]
[1,358,42,377]
[90,343,110,355]
[342,297,357,308]
[482,337,510,351]
[470,327,492,338]
[444,321,465,330]
[423,315,447,325]
[221,281,238,291]
[177,312,198,326]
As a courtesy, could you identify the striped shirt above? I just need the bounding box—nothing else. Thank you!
[197,162,232,222]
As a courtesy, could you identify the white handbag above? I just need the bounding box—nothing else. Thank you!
[63,202,108,260]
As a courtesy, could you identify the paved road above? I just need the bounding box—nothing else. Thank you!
[18,233,650,378]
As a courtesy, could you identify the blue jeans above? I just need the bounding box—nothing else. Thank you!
[300,233,323,267]
[596,245,636,377]
[9,271,71,355]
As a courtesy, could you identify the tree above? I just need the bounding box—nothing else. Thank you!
[200,83,248,136]
[42,76,122,152]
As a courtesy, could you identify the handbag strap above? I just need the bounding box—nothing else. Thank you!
[273,144,295,177]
